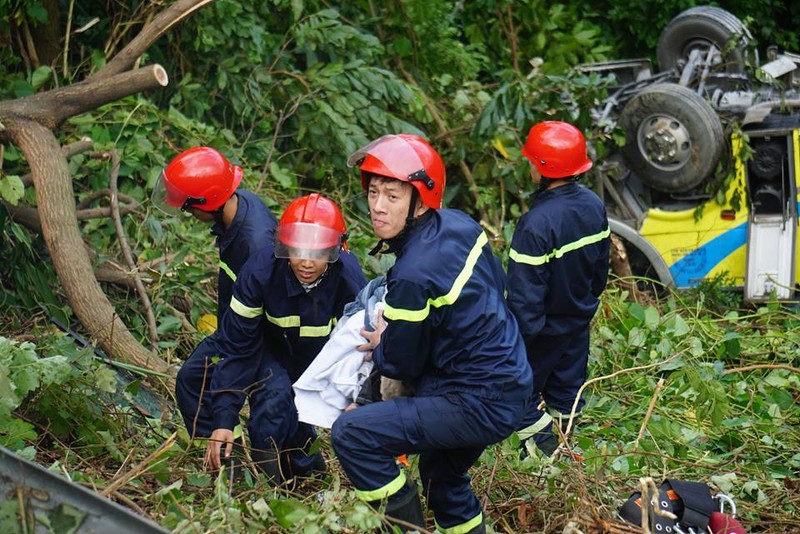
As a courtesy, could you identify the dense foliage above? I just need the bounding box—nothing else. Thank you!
[1,282,797,532]
[1,0,799,532]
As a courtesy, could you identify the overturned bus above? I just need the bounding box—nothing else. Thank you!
[584,5,800,302]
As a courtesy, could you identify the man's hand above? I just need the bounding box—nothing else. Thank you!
[204,428,234,471]
[357,310,386,361]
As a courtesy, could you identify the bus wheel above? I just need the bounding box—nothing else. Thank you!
[619,83,723,193]
[657,5,751,74]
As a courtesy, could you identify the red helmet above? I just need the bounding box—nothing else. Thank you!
[152,147,243,214]
[274,193,348,263]
[347,134,445,209]
[521,121,593,178]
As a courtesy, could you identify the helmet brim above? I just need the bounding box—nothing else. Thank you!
[347,135,426,182]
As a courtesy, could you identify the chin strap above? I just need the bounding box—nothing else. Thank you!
[368,240,387,256]
[211,206,226,226]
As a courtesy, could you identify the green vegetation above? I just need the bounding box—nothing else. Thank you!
[1,280,797,532]
[1,0,798,532]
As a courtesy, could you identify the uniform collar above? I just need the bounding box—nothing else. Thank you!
[533,179,577,201]
[282,259,337,297]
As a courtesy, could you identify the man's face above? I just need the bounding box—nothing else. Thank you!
[288,256,328,285]
[185,207,215,223]
[528,160,542,186]
[367,177,422,240]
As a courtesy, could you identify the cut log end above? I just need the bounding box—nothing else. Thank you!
[153,65,169,87]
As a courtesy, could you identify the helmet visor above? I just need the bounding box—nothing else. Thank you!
[151,170,213,216]
[274,223,343,263]
[347,135,425,181]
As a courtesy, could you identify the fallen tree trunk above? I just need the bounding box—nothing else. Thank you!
[5,119,171,380]
[0,0,220,391]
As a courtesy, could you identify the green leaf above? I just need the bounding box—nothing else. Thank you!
[710,473,738,493]
[46,503,87,534]
[644,306,660,330]
[9,79,33,98]
[93,366,118,393]
[668,313,689,336]
[0,175,24,205]
[268,161,295,189]
[30,66,52,90]
[393,37,412,57]
[269,498,311,528]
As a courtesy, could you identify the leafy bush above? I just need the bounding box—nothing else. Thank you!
[0,335,118,460]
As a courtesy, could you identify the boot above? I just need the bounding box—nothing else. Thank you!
[535,434,559,456]
[384,487,425,532]
[250,446,282,485]
[284,450,328,479]
[308,451,327,476]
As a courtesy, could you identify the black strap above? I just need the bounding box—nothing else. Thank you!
[619,479,715,532]
[619,488,677,531]
[663,479,714,531]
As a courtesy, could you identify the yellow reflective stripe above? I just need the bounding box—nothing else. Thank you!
[266,313,300,328]
[219,260,236,282]
[436,512,484,534]
[299,319,334,338]
[230,296,263,318]
[355,470,407,502]
[383,232,488,323]
[266,314,335,337]
[510,227,610,266]
[516,413,553,441]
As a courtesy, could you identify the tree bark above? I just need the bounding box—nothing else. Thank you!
[6,120,172,379]
[0,1,221,391]
[0,65,168,130]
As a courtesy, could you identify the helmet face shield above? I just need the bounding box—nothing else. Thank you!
[349,134,445,209]
[274,223,343,263]
[151,170,209,216]
[347,135,426,179]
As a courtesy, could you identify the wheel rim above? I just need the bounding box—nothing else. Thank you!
[636,114,692,171]
[681,39,722,65]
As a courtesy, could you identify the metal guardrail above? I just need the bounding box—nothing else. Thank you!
[0,446,169,533]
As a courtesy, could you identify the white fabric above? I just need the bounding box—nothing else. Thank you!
[293,309,374,428]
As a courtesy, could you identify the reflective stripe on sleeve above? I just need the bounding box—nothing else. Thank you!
[354,470,407,502]
[510,227,610,266]
[383,232,488,323]
[230,296,263,318]
[219,260,236,282]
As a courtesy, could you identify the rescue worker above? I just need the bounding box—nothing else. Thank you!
[331,134,533,533]
[508,121,610,456]
[182,193,367,482]
[153,146,277,431]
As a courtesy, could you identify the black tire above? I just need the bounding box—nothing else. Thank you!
[657,6,750,74]
[620,83,723,193]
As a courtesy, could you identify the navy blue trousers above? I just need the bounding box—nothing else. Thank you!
[331,392,527,530]
[175,335,318,475]
[517,328,590,443]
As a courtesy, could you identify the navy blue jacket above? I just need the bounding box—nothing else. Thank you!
[374,209,532,401]
[211,244,367,430]
[212,190,278,323]
[507,182,610,339]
